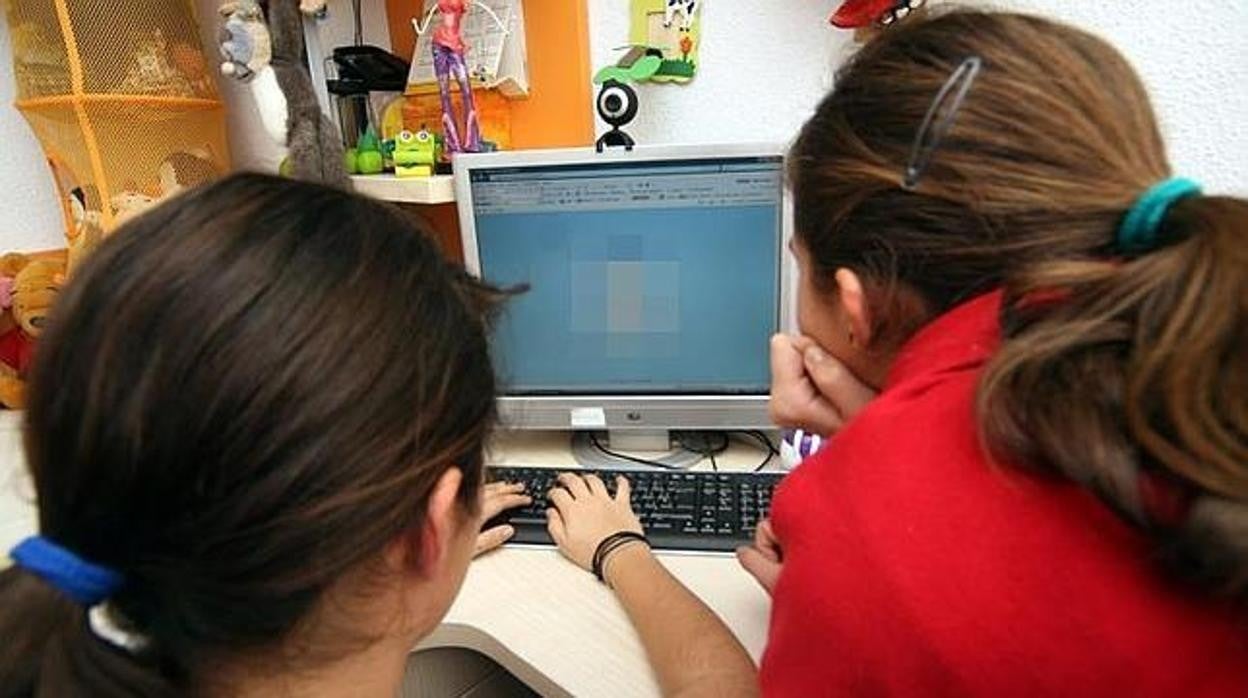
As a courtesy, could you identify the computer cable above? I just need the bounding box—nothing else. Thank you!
[588,432,686,470]
[674,431,730,472]
[738,430,779,472]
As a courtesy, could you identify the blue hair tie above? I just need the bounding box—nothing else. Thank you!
[9,536,123,606]
[1117,177,1202,253]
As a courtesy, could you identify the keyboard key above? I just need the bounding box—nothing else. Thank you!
[486,466,785,553]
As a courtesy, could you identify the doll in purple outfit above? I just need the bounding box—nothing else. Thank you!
[413,0,506,155]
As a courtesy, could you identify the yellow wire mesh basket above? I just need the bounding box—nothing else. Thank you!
[4,0,228,234]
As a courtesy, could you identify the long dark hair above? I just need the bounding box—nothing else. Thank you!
[0,173,504,695]
[789,10,1247,598]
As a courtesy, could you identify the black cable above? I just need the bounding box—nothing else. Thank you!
[736,430,778,472]
[740,430,778,455]
[589,432,683,470]
[352,0,363,45]
[674,431,730,472]
[591,431,776,472]
[751,449,774,472]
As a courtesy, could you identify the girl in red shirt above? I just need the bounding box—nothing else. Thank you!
[548,9,1248,696]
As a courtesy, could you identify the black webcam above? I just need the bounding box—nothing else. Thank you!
[595,80,638,152]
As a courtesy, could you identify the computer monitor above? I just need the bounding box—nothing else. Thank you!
[455,144,791,442]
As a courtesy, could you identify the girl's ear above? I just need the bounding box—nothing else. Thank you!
[383,467,464,577]
[834,268,872,348]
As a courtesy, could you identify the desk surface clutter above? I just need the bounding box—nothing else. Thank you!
[0,417,771,697]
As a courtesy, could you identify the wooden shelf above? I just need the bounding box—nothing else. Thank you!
[350,174,456,204]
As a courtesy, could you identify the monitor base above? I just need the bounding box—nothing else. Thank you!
[605,429,669,452]
[571,430,704,469]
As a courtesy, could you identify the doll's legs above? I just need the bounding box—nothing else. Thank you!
[441,50,484,152]
[433,44,463,153]
[448,54,482,152]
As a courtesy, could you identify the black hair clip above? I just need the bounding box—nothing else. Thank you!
[902,55,983,190]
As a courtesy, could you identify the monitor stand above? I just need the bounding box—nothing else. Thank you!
[570,430,705,469]
[606,429,668,452]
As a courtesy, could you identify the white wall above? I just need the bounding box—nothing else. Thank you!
[2,0,1246,252]
[587,0,1248,195]
[0,17,63,251]
[994,0,1248,195]
[587,0,843,148]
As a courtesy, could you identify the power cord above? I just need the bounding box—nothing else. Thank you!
[737,430,778,472]
[674,432,730,472]
[588,432,685,470]
[588,430,777,472]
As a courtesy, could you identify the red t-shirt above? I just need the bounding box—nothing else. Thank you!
[761,291,1247,696]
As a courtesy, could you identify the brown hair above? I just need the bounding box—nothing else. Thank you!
[790,10,1248,596]
[0,174,505,695]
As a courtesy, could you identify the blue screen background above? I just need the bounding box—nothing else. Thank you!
[477,205,779,394]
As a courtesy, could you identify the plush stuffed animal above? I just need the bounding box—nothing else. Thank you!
[0,253,30,339]
[219,0,272,81]
[66,188,104,274]
[219,1,349,188]
[110,191,159,227]
[268,0,350,188]
[300,0,328,16]
[0,364,21,410]
[0,254,25,337]
[0,255,65,409]
[0,255,21,407]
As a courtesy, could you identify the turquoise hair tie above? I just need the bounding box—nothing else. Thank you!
[1117,177,1202,253]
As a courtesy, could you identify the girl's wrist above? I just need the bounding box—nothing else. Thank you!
[602,540,654,589]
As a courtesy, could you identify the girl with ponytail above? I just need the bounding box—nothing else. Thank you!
[549,8,1247,695]
[0,174,528,696]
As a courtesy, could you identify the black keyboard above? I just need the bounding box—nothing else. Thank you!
[486,466,786,553]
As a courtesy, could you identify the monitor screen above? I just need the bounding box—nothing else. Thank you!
[468,155,783,396]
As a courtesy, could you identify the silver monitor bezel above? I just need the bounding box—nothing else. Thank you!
[453,143,795,431]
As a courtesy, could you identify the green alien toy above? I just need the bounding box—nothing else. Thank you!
[393,128,437,178]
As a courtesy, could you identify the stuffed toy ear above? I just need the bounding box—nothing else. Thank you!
[0,252,30,279]
[0,277,13,311]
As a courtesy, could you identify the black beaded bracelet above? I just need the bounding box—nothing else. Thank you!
[592,531,650,584]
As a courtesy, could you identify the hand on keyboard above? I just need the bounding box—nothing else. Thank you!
[545,472,644,571]
[475,481,532,556]
[485,467,785,553]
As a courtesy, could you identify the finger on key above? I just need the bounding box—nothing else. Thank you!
[483,492,532,519]
[584,473,609,497]
[485,481,526,495]
[547,486,574,513]
[557,472,591,498]
[546,508,566,545]
[613,475,632,503]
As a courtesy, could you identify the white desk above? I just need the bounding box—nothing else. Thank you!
[0,418,775,697]
[424,432,775,697]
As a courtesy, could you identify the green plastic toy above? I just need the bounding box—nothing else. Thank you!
[393,128,437,178]
[355,127,385,175]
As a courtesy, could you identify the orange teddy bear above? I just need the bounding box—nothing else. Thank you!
[0,253,65,409]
